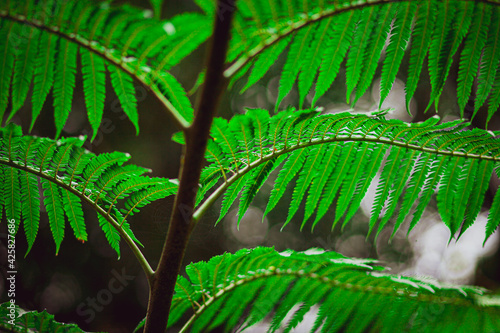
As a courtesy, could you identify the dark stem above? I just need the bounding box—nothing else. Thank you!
[143,1,236,332]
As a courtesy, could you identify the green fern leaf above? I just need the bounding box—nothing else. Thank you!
[476,8,500,112]
[41,179,65,255]
[405,1,437,111]
[0,124,178,257]
[264,149,305,217]
[0,21,15,120]
[3,166,21,228]
[53,39,78,137]
[11,27,39,116]
[97,212,121,258]
[242,36,291,93]
[379,2,417,107]
[297,18,333,108]
[21,172,40,254]
[28,31,57,125]
[108,64,139,135]
[345,5,380,103]
[427,1,473,110]
[457,3,491,116]
[369,147,406,236]
[81,49,106,141]
[154,71,194,123]
[238,156,285,224]
[376,149,417,238]
[276,25,317,109]
[460,160,494,237]
[487,71,500,124]
[313,10,359,106]
[61,190,87,243]
[167,247,500,333]
[198,109,500,241]
[352,3,395,105]
[286,144,327,228]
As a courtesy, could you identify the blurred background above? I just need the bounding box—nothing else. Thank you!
[1,0,500,332]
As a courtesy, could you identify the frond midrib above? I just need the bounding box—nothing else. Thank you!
[224,0,500,78]
[193,131,500,222]
[0,158,154,277]
[178,265,483,332]
[0,11,190,129]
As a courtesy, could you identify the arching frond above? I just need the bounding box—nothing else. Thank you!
[0,0,212,133]
[0,124,178,257]
[193,108,500,241]
[226,0,500,122]
[164,247,500,332]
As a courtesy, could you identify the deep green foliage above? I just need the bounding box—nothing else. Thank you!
[0,124,177,256]
[160,247,500,332]
[193,109,500,241]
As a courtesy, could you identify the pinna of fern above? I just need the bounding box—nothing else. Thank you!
[0,123,177,275]
[150,247,500,332]
[0,0,212,137]
[225,0,500,122]
[189,108,500,243]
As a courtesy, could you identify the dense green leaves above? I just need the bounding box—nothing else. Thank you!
[0,0,211,133]
[164,247,500,332]
[195,109,500,241]
[226,1,500,122]
[0,124,178,256]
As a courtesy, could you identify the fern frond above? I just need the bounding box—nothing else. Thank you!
[0,0,211,131]
[226,0,500,123]
[0,302,85,333]
[0,124,178,257]
[165,247,500,333]
[194,109,500,241]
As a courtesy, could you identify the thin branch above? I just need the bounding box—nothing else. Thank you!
[0,160,154,278]
[143,0,236,332]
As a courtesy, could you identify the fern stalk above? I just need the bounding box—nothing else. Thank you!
[143,1,235,331]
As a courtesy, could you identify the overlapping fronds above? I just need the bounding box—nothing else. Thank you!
[0,302,85,333]
[192,108,500,241]
[0,0,212,135]
[164,247,500,332]
[226,0,500,122]
[0,124,178,256]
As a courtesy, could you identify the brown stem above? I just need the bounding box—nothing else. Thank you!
[143,0,236,332]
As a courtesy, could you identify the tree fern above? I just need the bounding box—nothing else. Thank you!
[0,124,177,259]
[157,247,500,332]
[226,0,500,121]
[193,109,500,241]
[0,0,212,133]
